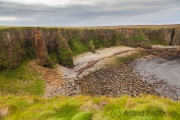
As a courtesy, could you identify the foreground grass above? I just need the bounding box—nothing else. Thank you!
[0,95,179,120]
[0,60,45,96]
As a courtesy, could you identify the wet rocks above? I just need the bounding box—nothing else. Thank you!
[39,47,180,100]
[78,64,158,97]
[131,56,180,100]
[44,78,81,97]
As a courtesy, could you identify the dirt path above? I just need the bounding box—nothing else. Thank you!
[57,46,135,79]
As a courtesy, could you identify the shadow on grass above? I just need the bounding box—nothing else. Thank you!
[38,104,92,120]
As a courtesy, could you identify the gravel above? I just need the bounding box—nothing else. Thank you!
[77,64,159,97]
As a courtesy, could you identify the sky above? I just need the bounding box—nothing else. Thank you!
[0,0,180,26]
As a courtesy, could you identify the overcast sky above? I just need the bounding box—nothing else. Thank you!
[0,0,180,26]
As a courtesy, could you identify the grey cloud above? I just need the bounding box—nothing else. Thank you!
[0,0,180,26]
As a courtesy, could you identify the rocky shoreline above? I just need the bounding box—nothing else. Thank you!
[131,56,180,100]
[35,46,180,100]
[78,64,159,97]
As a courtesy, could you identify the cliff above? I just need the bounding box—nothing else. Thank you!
[148,46,180,59]
[0,26,180,70]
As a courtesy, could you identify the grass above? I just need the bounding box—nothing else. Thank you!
[114,32,151,48]
[149,39,168,46]
[49,53,59,64]
[0,59,45,96]
[88,40,95,53]
[131,33,146,42]
[70,37,89,56]
[116,50,148,65]
[0,94,179,120]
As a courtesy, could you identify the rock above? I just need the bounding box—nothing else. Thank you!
[34,28,52,67]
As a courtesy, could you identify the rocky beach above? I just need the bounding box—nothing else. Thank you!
[43,46,180,100]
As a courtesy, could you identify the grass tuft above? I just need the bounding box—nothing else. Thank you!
[0,94,179,120]
[71,112,92,120]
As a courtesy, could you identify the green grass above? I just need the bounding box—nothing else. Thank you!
[0,95,179,120]
[131,33,146,42]
[116,50,148,64]
[149,39,168,46]
[49,53,59,64]
[70,37,89,56]
[88,40,95,53]
[114,32,151,48]
[0,59,45,96]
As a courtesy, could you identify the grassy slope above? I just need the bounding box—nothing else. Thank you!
[0,95,180,120]
[0,59,45,96]
[72,38,89,56]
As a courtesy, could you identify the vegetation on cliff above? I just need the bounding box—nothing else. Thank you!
[68,36,89,56]
[54,30,74,66]
[0,26,179,70]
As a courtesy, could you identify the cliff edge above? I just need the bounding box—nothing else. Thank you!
[0,26,180,70]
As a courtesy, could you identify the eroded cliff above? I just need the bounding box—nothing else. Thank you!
[0,26,180,70]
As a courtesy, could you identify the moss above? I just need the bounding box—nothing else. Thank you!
[26,47,36,59]
[116,33,151,48]
[55,30,74,66]
[89,36,101,49]
[58,49,71,62]
[68,37,76,51]
[116,50,148,64]
[49,52,59,63]
[149,39,168,46]
[70,36,89,56]
[88,40,95,53]
[131,33,146,42]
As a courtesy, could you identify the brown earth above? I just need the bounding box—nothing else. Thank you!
[28,60,62,86]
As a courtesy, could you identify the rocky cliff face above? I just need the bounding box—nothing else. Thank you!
[0,27,180,70]
[141,28,173,43]
[34,28,52,67]
[148,46,180,58]
[0,27,73,69]
[171,28,180,45]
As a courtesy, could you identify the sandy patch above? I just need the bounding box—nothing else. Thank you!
[57,46,134,79]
